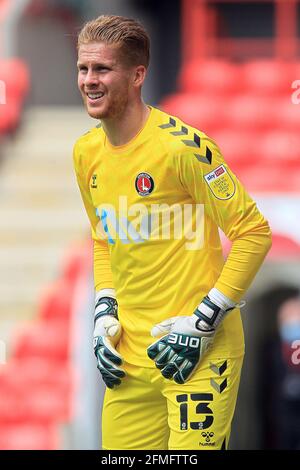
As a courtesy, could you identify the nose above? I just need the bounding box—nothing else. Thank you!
[85,69,99,87]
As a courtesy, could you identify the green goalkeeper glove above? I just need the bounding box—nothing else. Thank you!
[147,295,235,384]
[93,296,125,389]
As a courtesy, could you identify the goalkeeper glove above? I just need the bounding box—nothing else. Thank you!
[147,295,236,384]
[93,296,125,389]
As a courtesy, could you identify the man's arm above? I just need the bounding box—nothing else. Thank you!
[175,134,272,301]
[73,141,125,387]
[73,140,115,289]
[148,133,271,383]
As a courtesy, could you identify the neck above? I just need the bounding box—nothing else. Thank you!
[101,100,150,147]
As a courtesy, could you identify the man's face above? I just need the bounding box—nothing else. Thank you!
[77,42,133,120]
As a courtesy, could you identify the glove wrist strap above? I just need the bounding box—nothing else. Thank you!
[194,295,234,329]
[94,296,118,324]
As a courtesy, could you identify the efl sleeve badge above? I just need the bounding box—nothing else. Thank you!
[204,165,236,200]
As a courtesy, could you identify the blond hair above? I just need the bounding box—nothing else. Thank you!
[77,15,150,68]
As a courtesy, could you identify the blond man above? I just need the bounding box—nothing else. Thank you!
[73,15,272,450]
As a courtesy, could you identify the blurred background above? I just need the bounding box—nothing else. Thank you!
[0,0,300,450]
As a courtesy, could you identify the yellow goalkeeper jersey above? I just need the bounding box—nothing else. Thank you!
[73,105,271,366]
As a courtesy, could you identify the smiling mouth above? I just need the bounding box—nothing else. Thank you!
[87,92,104,101]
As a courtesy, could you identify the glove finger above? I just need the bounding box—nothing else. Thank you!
[147,335,169,360]
[173,359,194,384]
[161,361,178,379]
[199,336,214,357]
[102,337,123,364]
[160,353,184,379]
[96,337,123,366]
[97,360,125,380]
[97,364,122,388]
[97,351,126,377]
[151,317,178,337]
[155,346,176,369]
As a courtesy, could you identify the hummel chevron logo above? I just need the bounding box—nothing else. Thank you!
[194,147,212,165]
[182,133,213,165]
[210,360,227,376]
[210,378,228,394]
[171,126,188,136]
[159,118,212,165]
[159,117,177,129]
[209,361,228,393]
[182,133,201,148]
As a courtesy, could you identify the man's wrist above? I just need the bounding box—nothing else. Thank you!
[207,287,236,311]
[194,296,223,329]
[95,288,116,303]
[193,288,237,330]
[94,296,118,323]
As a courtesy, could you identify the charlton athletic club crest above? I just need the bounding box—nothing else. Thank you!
[135,172,154,196]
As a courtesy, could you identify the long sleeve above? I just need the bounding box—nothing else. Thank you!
[73,140,114,292]
[93,239,114,291]
[175,134,272,302]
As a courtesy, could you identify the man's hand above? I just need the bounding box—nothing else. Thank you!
[147,296,234,384]
[93,296,125,389]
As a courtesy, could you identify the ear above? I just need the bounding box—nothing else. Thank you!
[132,65,147,88]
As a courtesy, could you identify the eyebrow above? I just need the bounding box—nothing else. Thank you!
[77,61,115,68]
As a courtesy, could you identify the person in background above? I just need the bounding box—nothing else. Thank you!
[262,296,300,449]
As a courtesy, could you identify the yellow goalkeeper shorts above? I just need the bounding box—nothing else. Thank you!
[101,353,244,450]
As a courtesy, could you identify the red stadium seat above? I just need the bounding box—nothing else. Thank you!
[0,388,71,425]
[0,423,59,450]
[24,385,73,423]
[0,58,29,134]
[60,239,93,285]
[212,130,261,171]
[12,319,70,361]
[227,95,279,131]
[0,389,25,424]
[276,99,300,131]
[38,280,73,321]
[160,93,228,133]
[268,234,300,259]
[178,60,241,96]
[0,360,75,424]
[0,58,30,101]
[38,242,93,322]
[0,98,21,134]
[242,60,294,96]
[0,358,73,398]
[237,163,300,193]
[258,131,300,167]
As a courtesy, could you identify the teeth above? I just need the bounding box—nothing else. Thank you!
[88,93,104,99]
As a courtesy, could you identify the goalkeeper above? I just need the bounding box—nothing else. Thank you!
[73,15,272,450]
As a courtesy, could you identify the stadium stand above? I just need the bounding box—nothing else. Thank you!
[0,0,299,450]
[161,0,300,271]
[178,59,242,96]
[242,60,296,96]
[0,58,30,134]
[0,240,92,449]
[161,58,300,193]
[0,1,97,438]
[161,70,300,195]
[175,2,299,449]
[0,100,92,449]
[0,423,59,450]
